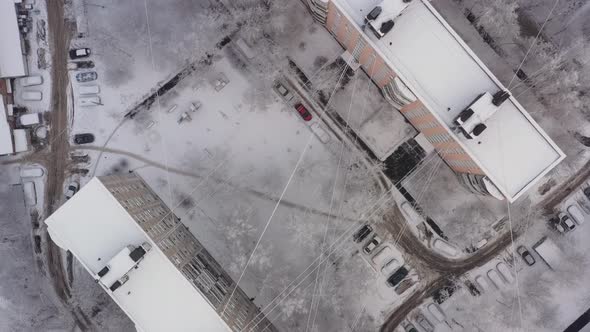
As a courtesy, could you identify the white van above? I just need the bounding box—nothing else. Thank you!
[79,96,101,107]
[22,91,43,101]
[372,246,394,266]
[20,75,43,87]
[18,113,41,126]
[567,204,586,224]
[79,85,100,95]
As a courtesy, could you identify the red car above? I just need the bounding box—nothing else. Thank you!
[295,103,312,121]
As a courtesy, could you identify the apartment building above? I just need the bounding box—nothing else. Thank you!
[46,174,276,332]
[303,0,564,202]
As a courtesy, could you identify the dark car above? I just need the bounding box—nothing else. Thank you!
[584,187,590,201]
[76,71,98,82]
[72,60,94,69]
[69,48,91,59]
[386,266,408,287]
[74,133,94,144]
[352,225,373,243]
[295,103,312,121]
[517,246,535,266]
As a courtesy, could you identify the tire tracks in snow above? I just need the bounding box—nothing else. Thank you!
[73,145,361,223]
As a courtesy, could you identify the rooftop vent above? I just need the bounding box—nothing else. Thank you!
[454,92,500,139]
[366,6,382,22]
[492,90,510,106]
[472,123,487,137]
[129,246,147,262]
[97,266,110,278]
[380,20,395,35]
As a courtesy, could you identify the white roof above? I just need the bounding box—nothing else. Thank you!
[46,178,230,332]
[13,128,28,152]
[0,0,26,78]
[0,96,14,155]
[333,0,565,201]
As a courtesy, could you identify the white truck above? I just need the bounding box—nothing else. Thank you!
[533,237,561,269]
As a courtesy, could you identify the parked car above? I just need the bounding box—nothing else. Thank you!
[496,262,514,284]
[474,275,490,293]
[567,204,586,225]
[517,245,535,266]
[363,235,381,254]
[67,60,94,70]
[371,246,394,266]
[19,75,43,87]
[74,133,94,144]
[577,197,590,214]
[584,187,590,201]
[274,83,294,102]
[401,321,418,332]
[64,181,79,200]
[427,303,446,322]
[415,314,434,332]
[72,168,89,176]
[21,91,42,101]
[381,259,401,276]
[69,47,91,59]
[295,103,312,121]
[79,96,101,107]
[386,266,408,287]
[558,212,576,231]
[352,225,372,243]
[76,71,98,82]
[78,85,100,95]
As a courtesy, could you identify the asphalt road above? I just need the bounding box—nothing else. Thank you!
[379,204,517,331]
[44,0,95,329]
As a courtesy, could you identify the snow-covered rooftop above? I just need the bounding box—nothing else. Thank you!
[332,0,565,201]
[46,178,230,332]
[0,0,26,78]
[0,96,14,155]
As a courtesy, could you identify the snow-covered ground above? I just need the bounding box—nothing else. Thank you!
[0,164,73,331]
[418,188,590,332]
[60,0,430,330]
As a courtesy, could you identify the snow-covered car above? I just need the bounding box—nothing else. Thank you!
[427,303,446,322]
[68,60,94,70]
[381,258,401,276]
[76,71,98,82]
[79,96,101,107]
[517,245,535,266]
[274,83,293,102]
[19,75,43,87]
[69,48,91,59]
[415,314,434,332]
[558,212,576,232]
[475,275,491,293]
[363,235,381,254]
[496,262,514,284]
[487,269,503,289]
[371,246,394,266]
[21,91,42,101]
[401,321,418,332]
[65,181,79,200]
[567,204,586,225]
